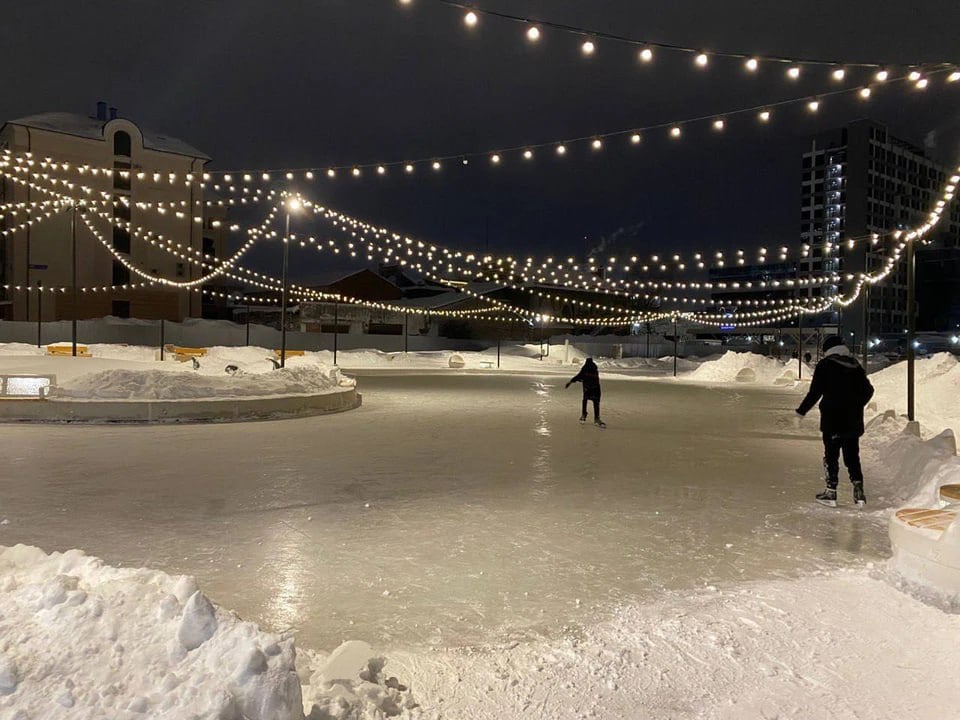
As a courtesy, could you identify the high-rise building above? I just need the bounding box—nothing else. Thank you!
[799,119,960,339]
[0,103,230,322]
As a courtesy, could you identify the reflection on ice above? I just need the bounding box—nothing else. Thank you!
[1,374,891,652]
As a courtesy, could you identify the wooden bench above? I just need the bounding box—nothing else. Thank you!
[47,345,90,357]
[939,484,960,506]
[273,349,305,359]
[894,507,958,534]
[164,345,208,362]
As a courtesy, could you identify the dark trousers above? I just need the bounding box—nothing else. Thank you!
[581,395,600,420]
[822,434,863,487]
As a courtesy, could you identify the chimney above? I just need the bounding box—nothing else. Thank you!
[96,101,107,121]
[109,106,118,120]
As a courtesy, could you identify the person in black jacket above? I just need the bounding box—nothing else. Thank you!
[796,335,875,507]
[566,358,606,427]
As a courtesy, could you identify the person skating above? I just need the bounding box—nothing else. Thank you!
[795,335,874,507]
[566,358,605,427]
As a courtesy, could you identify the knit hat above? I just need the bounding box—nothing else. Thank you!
[822,335,844,352]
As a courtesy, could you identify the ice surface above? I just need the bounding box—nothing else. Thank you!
[1,373,890,652]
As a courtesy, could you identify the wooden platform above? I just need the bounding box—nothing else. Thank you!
[164,345,208,362]
[273,349,305,359]
[895,508,958,534]
[940,484,960,504]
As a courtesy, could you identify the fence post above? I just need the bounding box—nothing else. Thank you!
[36,282,42,349]
[160,319,165,361]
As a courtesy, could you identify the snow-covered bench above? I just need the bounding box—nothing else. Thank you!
[889,507,960,595]
[940,484,960,507]
[0,374,56,399]
[165,345,208,362]
[273,349,305,359]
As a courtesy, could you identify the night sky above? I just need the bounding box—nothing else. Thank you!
[4,0,959,280]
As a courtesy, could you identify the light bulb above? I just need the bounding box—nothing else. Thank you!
[491,154,501,164]
[745,57,758,71]
[523,149,533,160]
[464,10,478,27]
[639,47,653,63]
[591,138,603,150]
[405,164,414,173]
[377,166,386,175]
[432,161,441,170]
[908,70,921,81]
[758,110,771,122]
[327,169,336,178]
[874,69,889,82]
[556,144,567,155]
[670,126,681,138]
[581,39,596,56]
[948,71,960,82]
[352,168,361,177]
[832,68,845,81]
[916,77,928,89]
[695,52,708,67]
[526,25,540,42]
[807,100,820,112]
[787,66,801,79]
[859,87,871,99]
[630,133,641,144]
[713,119,725,131]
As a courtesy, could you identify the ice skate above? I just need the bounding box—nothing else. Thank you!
[816,487,838,508]
[579,413,587,424]
[594,418,606,429]
[853,482,866,508]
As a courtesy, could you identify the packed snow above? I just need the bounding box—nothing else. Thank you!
[868,352,960,437]
[0,545,416,720]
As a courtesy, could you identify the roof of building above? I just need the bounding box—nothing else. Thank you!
[4,112,210,160]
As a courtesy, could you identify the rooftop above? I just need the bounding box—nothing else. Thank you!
[4,112,210,160]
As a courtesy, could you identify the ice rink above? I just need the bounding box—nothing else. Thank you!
[0,373,891,653]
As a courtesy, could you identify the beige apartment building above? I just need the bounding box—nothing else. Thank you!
[0,103,230,322]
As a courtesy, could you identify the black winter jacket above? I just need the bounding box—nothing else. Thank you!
[569,360,602,398]
[796,347,874,437]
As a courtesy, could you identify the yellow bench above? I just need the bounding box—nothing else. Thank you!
[47,345,90,357]
[273,349,305,359]
[895,507,958,533]
[163,345,208,362]
[939,484,960,506]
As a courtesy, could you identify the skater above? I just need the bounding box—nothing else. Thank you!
[795,335,874,507]
[566,358,605,427]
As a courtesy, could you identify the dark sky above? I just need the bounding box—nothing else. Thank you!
[3,0,959,279]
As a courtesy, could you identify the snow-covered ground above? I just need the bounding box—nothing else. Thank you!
[2,353,960,718]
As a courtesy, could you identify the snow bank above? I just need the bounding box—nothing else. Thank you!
[0,545,416,719]
[686,351,809,385]
[870,353,960,437]
[52,365,352,401]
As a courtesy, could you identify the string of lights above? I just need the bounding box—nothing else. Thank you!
[412,0,958,72]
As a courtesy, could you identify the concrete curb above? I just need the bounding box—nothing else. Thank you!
[0,388,361,424]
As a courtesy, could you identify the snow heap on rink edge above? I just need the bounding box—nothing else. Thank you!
[0,545,417,719]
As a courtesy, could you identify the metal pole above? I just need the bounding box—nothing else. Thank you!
[906,240,916,422]
[797,311,803,380]
[37,281,42,348]
[71,206,78,357]
[404,311,408,354]
[497,337,501,368]
[333,298,339,366]
[245,302,251,346]
[862,285,869,369]
[160,318,165,361]
[280,212,290,368]
[646,324,650,358]
[673,316,678,377]
[539,317,544,360]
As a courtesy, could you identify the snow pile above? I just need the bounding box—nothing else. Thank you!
[52,365,352,401]
[861,413,960,507]
[0,343,44,357]
[869,353,960,436]
[0,545,416,720]
[686,351,808,385]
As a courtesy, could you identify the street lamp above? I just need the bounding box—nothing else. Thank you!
[280,197,302,368]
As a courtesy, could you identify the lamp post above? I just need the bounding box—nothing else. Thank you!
[71,203,79,357]
[906,239,916,422]
[280,198,301,368]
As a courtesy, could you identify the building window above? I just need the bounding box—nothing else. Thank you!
[112,261,130,286]
[113,131,131,157]
[202,237,216,257]
[111,300,130,318]
[112,226,131,254]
